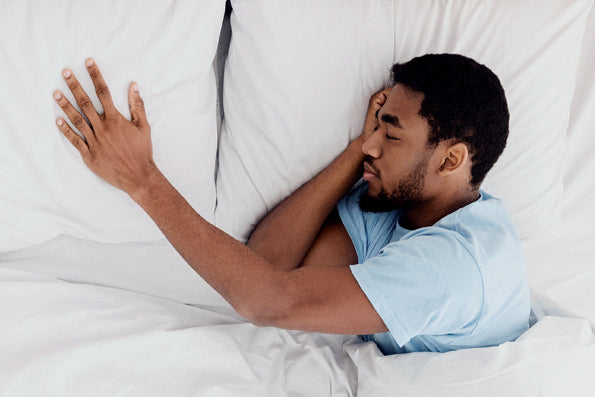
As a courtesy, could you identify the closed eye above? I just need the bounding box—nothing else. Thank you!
[385,134,399,141]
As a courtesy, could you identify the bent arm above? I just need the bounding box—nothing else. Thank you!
[52,61,389,335]
[246,137,365,271]
[247,88,391,271]
[131,170,386,335]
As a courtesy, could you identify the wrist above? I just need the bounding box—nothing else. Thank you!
[128,166,167,205]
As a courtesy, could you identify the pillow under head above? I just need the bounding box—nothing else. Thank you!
[215,0,593,241]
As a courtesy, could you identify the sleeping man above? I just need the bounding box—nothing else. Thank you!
[52,53,530,355]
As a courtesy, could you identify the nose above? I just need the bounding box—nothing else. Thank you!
[361,128,383,159]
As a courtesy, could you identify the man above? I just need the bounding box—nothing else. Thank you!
[52,53,530,355]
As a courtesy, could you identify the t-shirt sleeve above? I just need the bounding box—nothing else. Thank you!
[350,230,484,348]
[337,183,398,263]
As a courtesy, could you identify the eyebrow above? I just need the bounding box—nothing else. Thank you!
[379,113,403,128]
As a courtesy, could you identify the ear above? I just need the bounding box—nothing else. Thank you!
[437,142,469,176]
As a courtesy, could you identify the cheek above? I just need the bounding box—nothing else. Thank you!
[379,155,406,184]
[381,155,425,190]
[377,167,402,195]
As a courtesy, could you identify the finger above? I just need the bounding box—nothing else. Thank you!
[61,68,101,125]
[53,90,96,144]
[380,86,393,96]
[85,58,117,116]
[55,117,90,157]
[62,69,99,124]
[372,87,392,106]
[128,82,148,128]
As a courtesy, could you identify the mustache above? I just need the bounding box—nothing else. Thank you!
[363,156,379,175]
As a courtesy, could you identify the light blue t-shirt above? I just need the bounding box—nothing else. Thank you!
[337,183,531,355]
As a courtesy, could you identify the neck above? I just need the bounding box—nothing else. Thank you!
[399,188,480,230]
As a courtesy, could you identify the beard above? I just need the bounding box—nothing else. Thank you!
[359,157,428,213]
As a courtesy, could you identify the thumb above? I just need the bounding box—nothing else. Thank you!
[129,81,148,128]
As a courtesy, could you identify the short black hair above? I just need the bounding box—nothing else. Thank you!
[391,54,509,187]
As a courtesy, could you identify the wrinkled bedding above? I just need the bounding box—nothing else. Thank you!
[0,236,593,396]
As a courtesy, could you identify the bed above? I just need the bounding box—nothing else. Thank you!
[1,0,594,395]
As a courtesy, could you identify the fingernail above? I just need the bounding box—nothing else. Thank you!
[132,82,139,92]
[56,118,64,126]
[62,69,71,78]
[53,91,62,100]
[86,58,94,67]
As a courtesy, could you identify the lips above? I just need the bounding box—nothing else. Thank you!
[363,161,378,181]
[363,161,378,175]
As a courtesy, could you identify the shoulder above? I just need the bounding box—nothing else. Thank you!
[356,228,484,296]
[438,190,523,262]
[380,227,483,279]
[449,190,518,237]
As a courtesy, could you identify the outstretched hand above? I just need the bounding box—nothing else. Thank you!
[53,58,157,197]
[361,87,392,141]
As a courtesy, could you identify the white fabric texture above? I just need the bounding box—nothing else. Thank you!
[0,263,358,396]
[523,3,595,327]
[215,0,593,242]
[1,240,593,396]
[391,0,593,239]
[349,315,595,397]
[0,235,231,309]
[0,0,226,251]
[1,1,595,395]
[216,0,394,242]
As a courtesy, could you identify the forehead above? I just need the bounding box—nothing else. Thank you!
[379,84,430,145]
[381,84,425,121]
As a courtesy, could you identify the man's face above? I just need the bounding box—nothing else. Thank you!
[359,84,436,213]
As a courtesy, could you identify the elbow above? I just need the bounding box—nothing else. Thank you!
[235,302,263,326]
[234,289,296,329]
[241,310,275,328]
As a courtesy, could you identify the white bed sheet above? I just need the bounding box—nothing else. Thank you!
[1,2,594,394]
[1,237,594,396]
[0,263,357,396]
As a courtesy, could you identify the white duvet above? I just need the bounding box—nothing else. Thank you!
[1,237,594,396]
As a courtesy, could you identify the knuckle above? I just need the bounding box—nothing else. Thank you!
[67,81,78,91]
[59,101,70,111]
[89,69,99,80]
[71,136,81,148]
[96,85,110,97]
[135,98,145,109]
[70,134,83,149]
[72,115,87,129]
[78,97,92,110]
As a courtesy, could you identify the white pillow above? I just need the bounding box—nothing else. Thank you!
[215,0,592,242]
[391,0,592,239]
[216,0,394,241]
[0,0,226,251]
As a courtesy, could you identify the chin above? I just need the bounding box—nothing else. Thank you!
[358,187,400,213]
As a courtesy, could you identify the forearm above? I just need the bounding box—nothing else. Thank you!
[130,170,286,316]
[51,60,386,333]
[247,136,366,270]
